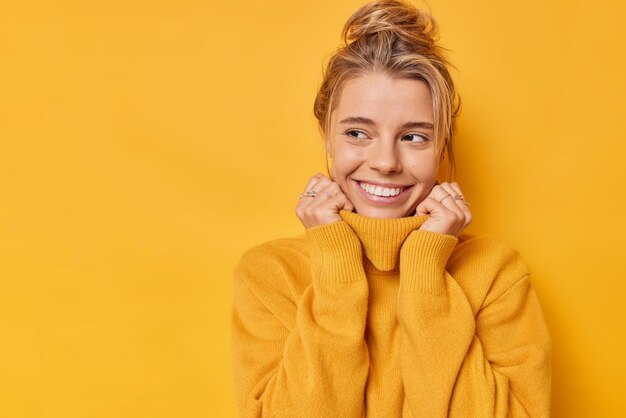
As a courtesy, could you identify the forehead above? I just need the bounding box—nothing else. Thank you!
[334,72,433,124]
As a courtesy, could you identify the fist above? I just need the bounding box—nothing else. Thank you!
[415,181,472,237]
[295,173,355,229]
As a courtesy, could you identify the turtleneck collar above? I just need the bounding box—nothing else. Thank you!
[338,209,430,272]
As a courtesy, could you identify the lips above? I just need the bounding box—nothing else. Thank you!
[354,179,411,188]
[358,181,404,197]
[352,179,413,203]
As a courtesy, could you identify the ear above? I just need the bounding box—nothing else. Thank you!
[325,139,332,157]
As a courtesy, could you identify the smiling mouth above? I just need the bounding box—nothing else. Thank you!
[356,180,413,197]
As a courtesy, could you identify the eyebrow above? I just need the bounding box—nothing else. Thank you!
[338,116,434,130]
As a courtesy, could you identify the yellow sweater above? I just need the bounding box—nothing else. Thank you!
[231,209,552,417]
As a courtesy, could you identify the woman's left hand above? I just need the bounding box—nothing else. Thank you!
[415,181,472,237]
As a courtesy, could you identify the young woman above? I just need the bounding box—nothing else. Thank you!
[231,0,552,416]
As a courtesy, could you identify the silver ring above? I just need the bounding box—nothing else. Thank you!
[452,194,470,206]
[439,194,452,203]
[298,189,318,199]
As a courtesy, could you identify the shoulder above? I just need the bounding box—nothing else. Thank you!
[234,234,309,275]
[233,233,311,310]
[453,231,530,274]
[450,231,532,308]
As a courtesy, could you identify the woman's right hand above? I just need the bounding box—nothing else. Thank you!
[295,173,355,229]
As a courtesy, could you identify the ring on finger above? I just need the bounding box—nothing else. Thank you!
[451,194,471,206]
[298,189,318,199]
[439,194,452,203]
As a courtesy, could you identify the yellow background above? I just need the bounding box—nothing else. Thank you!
[1,0,624,416]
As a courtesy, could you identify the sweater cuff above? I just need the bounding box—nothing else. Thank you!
[399,229,458,294]
[305,220,365,284]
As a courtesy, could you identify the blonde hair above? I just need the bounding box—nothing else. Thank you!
[313,0,461,181]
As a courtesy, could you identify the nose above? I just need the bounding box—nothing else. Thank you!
[368,138,402,174]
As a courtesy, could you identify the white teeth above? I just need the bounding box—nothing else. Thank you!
[359,182,404,197]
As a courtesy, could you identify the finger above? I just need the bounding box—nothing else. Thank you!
[301,173,323,195]
[326,192,354,212]
[343,198,354,212]
[318,181,341,198]
[415,196,447,216]
[302,189,347,220]
[324,182,354,211]
[419,184,465,228]
[310,174,331,192]
[441,182,467,225]
[415,183,443,215]
[305,182,342,210]
[449,181,472,224]
[300,174,330,200]
[303,179,337,205]
[313,183,337,206]
[309,173,328,191]
[435,183,464,215]
[438,182,466,215]
[449,182,469,207]
[297,174,326,210]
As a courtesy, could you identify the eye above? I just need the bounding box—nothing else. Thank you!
[402,133,428,143]
[345,130,368,140]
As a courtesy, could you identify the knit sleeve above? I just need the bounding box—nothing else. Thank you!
[231,220,370,417]
[396,230,552,417]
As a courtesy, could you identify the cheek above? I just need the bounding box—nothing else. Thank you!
[406,155,437,178]
[331,146,363,176]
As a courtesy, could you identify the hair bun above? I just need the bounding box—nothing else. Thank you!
[341,0,439,53]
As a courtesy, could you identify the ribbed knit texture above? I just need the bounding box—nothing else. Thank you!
[231,209,552,417]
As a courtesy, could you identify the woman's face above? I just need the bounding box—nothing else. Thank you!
[327,71,440,219]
